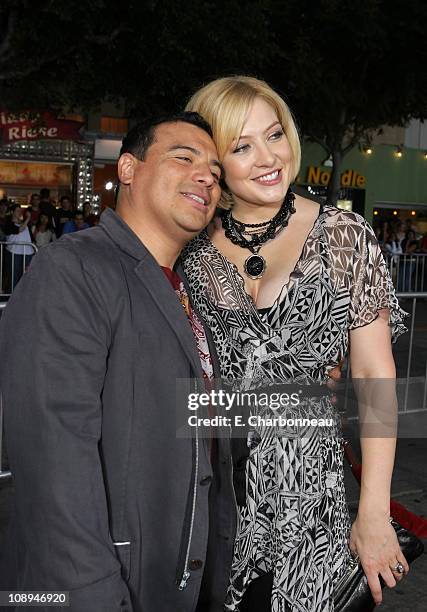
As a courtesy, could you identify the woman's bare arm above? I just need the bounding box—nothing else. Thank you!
[348,310,409,605]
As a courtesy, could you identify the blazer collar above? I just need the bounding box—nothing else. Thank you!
[99,207,152,262]
[100,208,203,377]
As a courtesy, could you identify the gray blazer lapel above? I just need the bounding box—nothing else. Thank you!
[134,259,204,378]
[100,208,204,377]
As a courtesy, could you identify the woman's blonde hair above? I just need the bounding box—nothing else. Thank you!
[186,75,301,208]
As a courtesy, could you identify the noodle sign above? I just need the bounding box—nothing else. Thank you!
[0,111,84,144]
[307,166,366,188]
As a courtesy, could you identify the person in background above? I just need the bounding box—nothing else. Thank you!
[396,221,405,246]
[39,188,57,227]
[384,231,403,290]
[385,231,403,256]
[3,204,34,292]
[374,224,389,255]
[401,229,419,255]
[33,213,56,248]
[0,198,9,241]
[56,195,75,237]
[62,211,90,234]
[82,201,98,226]
[75,212,90,231]
[28,193,41,226]
[404,219,421,241]
[398,229,419,292]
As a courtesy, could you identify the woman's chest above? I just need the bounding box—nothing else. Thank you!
[209,223,321,310]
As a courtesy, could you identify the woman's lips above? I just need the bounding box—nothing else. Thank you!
[252,169,282,186]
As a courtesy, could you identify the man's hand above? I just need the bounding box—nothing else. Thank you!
[327,358,346,403]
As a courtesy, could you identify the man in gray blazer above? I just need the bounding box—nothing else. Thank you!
[0,112,236,612]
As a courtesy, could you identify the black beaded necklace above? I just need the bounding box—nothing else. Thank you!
[220,189,296,279]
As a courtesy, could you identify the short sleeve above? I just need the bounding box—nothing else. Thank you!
[349,219,408,342]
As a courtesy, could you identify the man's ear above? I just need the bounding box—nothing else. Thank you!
[118,153,140,185]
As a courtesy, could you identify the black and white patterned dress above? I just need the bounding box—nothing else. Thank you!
[182,205,407,612]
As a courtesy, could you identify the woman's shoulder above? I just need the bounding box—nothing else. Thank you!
[320,203,367,225]
[295,195,370,229]
[319,204,374,235]
[314,204,379,255]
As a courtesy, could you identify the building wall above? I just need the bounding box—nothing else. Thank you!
[299,140,427,223]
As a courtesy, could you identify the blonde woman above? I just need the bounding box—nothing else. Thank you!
[183,77,408,611]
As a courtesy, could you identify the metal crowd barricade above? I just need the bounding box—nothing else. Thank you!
[1,241,37,479]
[397,291,427,413]
[342,292,427,431]
[385,253,426,293]
[0,240,37,299]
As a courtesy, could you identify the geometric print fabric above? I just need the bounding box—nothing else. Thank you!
[182,205,408,611]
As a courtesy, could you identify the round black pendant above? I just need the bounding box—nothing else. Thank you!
[244,254,266,279]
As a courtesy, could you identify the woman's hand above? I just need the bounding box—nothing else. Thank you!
[349,514,409,605]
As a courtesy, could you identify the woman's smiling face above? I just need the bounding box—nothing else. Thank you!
[221,97,293,209]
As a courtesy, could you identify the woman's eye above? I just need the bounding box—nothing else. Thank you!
[269,130,284,141]
[233,143,249,154]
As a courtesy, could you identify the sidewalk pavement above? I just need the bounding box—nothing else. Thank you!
[1,434,426,610]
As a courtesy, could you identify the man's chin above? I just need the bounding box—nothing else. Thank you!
[180,224,207,238]
[178,213,212,236]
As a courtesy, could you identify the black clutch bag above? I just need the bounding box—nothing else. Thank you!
[335,438,425,611]
[334,518,424,611]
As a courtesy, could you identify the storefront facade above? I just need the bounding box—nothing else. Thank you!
[0,112,94,209]
[297,139,427,229]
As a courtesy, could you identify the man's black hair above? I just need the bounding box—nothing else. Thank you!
[40,188,50,199]
[60,195,71,203]
[119,111,213,160]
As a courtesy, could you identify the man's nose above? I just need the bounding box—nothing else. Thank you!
[193,163,215,187]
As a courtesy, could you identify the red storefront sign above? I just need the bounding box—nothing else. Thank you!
[0,111,84,144]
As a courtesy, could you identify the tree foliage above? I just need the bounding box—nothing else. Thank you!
[0,0,277,113]
[1,0,426,204]
[266,0,427,202]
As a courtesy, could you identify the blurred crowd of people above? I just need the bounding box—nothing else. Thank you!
[374,217,427,292]
[0,188,99,294]
[0,188,99,245]
[374,217,427,256]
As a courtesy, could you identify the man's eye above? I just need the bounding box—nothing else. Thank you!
[233,143,249,154]
[175,156,192,162]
